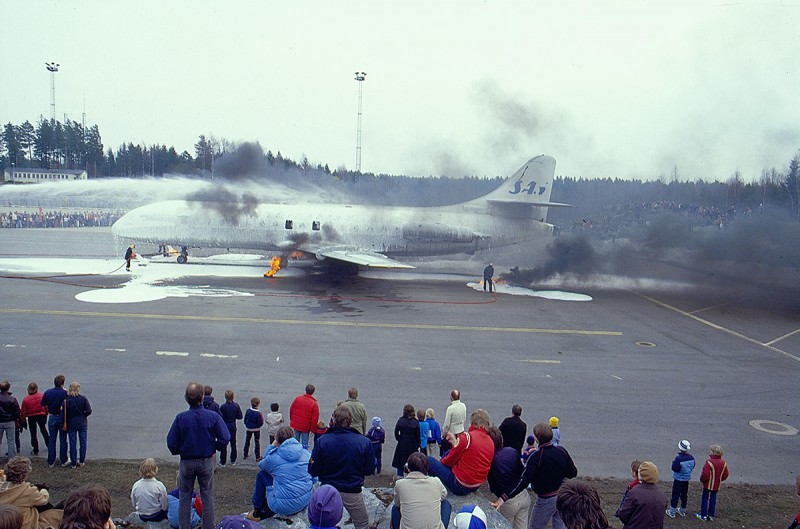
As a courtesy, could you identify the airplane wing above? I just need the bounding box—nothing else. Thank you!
[307,245,416,269]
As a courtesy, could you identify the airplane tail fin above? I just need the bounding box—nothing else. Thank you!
[475,155,570,219]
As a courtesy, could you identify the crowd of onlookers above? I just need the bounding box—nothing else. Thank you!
[0,211,121,229]
[561,201,748,241]
[2,379,799,529]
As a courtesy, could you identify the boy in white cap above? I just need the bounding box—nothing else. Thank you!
[667,440,695,518]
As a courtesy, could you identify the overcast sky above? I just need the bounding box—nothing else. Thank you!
[2,1,798,181]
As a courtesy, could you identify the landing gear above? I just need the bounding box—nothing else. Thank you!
[177,246,189,264]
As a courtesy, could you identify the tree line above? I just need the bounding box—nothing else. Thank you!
[1,116,798,220]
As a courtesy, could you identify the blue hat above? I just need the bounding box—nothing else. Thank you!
[453,505,487,529]
[308,485,343,528]
[372,416,382,427]
[526,435,535,445]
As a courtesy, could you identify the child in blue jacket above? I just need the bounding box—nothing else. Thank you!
[667,439,695,518]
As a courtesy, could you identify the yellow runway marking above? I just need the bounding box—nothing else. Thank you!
[0,308,622,336]
[634,293,800,363]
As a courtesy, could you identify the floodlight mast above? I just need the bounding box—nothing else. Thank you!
[45,62,60,123]
[354,71,366,173]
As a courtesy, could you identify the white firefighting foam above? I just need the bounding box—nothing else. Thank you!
[467,281,593,301]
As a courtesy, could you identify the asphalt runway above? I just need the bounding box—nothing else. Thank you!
[1,228,798,484]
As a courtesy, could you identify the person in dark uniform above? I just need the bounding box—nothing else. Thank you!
[483,263,495,292]
[125,244,135,271]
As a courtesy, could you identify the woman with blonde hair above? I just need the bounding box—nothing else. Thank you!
[64,383,92,468]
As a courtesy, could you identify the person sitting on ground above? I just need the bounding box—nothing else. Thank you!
[486,426,530,529]
[427,409,494,496]
[0,456,63,529]
[248,426,313,521]
[166,472,202,529]
[392,452,452,529]
[59,485,114,529]
[615,461,667,529]
[0,504,24,529]
[306,485,343,529]
[556,480,614,529]
[131,458,169,522]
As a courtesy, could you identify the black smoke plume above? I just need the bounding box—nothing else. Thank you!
[185,188,259,225]
[212,142,265,180]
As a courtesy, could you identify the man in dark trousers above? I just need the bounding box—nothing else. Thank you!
[499,404,527,454]
[125,244,135,271]
[40,375,68,467]
[483,263,495,292]
[309,405,374,529]
[167,382,230,529]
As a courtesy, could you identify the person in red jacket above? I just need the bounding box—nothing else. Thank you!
[427,409,494,495]
[289,384,321,450]
[19,382,49,456]
[696,444,729,521]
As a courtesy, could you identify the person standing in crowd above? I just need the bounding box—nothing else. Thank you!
[483,263,495,292]
[266,403,284,444]
[392,452,451,529]
[40,375,68,468]
[59,485,114,529]
[243,398,264,460]
[549,417,561,446]
[131,458,169,522]
[0,381,20,460]
[498,405,527,454]
[556,480,613,529]
[19,383,48,457]
[417,409,430,455]
[667,440,694,518]
[615,460,642,519]
[248,426,313,521]
[492,423,577,529]
[342,388,368,435]
[289,384,320,450]
[166,382,230,529]
[428,410,494,496]
[64,382,92,468]
[219,390,243,467]
[309,406,374,529]
[441,390,466,455]
[391,405,420,478]
[0,456,63,529]
[202,387,220,415]
[424,409,442,457]
[616,461,666,529]
[487,426,530,529]
[696,444,729,521]
[366,417,385,474]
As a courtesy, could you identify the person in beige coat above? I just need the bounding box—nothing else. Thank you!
[0,457,62,529]
[392,452,452,529]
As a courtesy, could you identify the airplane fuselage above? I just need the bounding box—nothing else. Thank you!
[113,200,554,258]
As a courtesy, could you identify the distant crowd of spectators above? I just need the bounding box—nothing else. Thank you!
[0,210,121,229]
[562,200,757,240]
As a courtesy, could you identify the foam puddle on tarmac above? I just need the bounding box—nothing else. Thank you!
[466,281,593,301]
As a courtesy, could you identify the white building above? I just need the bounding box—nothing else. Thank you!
[2,167,88,183]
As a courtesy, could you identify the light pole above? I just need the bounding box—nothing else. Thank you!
[354,71,366,173]
[45,62,59,123]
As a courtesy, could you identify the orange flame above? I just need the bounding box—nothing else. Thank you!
[290,251,303,259]
[265,256,282,277]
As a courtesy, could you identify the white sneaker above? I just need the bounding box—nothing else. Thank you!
[666,509,676,519]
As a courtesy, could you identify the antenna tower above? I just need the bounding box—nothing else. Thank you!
[354,71,366,172]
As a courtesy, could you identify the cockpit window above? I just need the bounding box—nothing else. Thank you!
[312,221,320,231]
[285,220,293,229]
